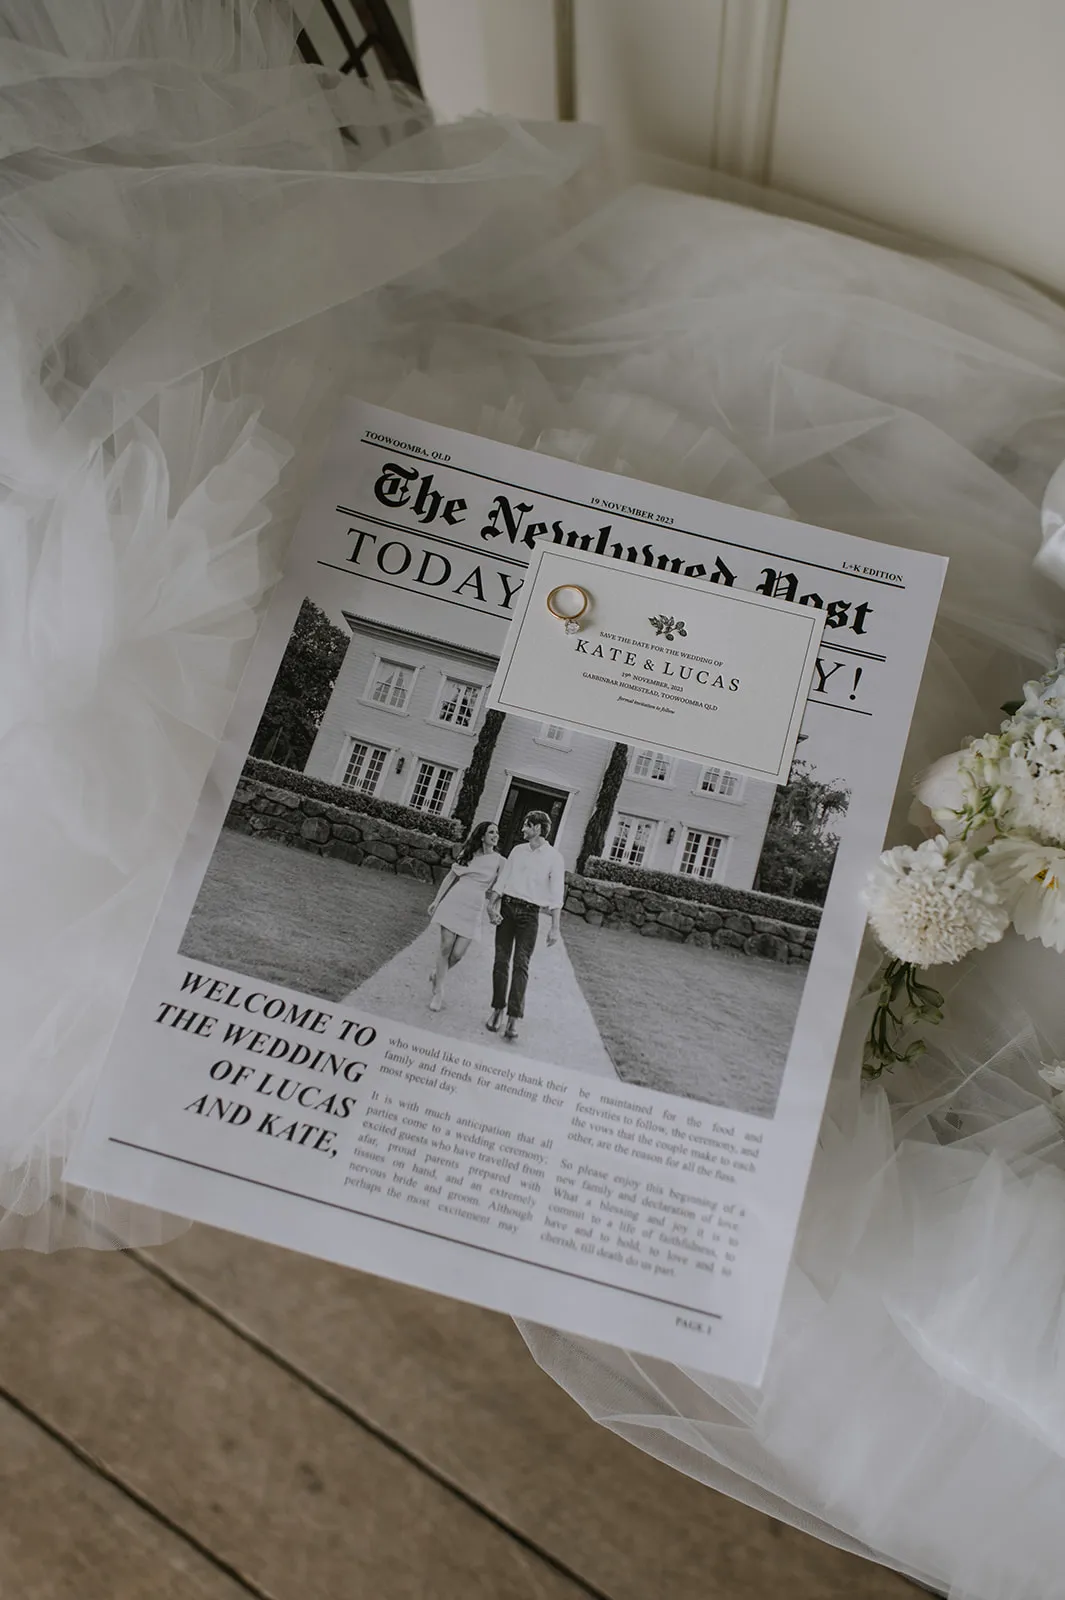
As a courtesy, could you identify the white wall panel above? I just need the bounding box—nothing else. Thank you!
[574,0,725,167]
[770,0,1065,291]
[400,0,1063,292]
[408,0,560,121]
[714,0,787,181]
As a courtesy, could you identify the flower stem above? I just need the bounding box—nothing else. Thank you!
[862,956,945,1079]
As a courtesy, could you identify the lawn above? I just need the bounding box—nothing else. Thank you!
[181,832,806,1116]
[562,915,808,1116]
[180,831,435,1001]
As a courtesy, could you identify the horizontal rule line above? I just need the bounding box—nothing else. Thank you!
[359,436,908,590]
[820,642,887,663]
[106,1139,724,1322]
[806,698,873,716]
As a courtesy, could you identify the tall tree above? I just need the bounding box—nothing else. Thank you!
[754,759,849,903]
[452,709,506,829]
[578,742,629,873]
[250,599,349,771]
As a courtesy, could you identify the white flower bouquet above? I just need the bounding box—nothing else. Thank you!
[863,647,1065,1074]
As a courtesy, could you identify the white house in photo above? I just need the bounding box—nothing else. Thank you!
[305,616,775,889]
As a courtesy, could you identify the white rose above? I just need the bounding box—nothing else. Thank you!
[914,750,967,810]
[913,751,971,834]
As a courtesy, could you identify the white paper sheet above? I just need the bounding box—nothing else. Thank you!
[66,400,945,1381]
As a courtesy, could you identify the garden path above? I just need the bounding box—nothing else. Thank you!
[343,914,619,1078]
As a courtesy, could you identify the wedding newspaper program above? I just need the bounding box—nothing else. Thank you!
[67,401,945,1381]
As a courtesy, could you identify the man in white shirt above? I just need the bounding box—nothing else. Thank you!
[486,809,565,1043]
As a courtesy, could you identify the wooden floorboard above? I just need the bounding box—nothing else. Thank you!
[0,1393,256,1600]
[0,1244,593,1600]
[138,1225,916,1600]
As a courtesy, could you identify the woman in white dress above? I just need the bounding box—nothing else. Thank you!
[426,821,503,1012]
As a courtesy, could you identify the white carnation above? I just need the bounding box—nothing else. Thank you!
[863,836,1010,966]
[985,836,1065,952]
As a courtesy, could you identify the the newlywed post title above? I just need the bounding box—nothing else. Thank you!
[350,459,876,645]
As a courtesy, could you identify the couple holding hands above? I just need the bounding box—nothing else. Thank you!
[426,810,565,1044]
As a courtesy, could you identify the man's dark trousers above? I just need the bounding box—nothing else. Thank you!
[491,895,540,1018]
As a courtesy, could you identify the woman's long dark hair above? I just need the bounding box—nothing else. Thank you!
[456,819,496,866]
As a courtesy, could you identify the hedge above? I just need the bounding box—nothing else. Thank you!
[583,856,822,929]
[241,758,463,841]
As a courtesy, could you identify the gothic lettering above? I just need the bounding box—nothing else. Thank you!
[480,495,534,544]
[373,461,416,508]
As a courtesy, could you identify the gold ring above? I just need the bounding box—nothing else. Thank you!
[547,583,590,634]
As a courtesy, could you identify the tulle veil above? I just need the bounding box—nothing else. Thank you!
[5,4,1065,1596]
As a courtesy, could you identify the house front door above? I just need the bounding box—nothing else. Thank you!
[497,780,568,856]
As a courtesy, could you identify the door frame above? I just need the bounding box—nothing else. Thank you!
[494,774,572,853]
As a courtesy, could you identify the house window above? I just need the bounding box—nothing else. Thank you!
[631,748,672,783]
[341,740,389,794]
[679,828,725,880]
[700,765,743,799]
[535,721,572,750]
[437,677,481,729]
[608,814,655,867]
[410,760,456,816]
[368,658,414,711]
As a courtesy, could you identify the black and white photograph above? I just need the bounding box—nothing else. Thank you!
[181,592,847,1116]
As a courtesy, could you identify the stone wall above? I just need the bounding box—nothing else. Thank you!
[227,776,453,884]
[227,779,816,963]
[563,875,815,965]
